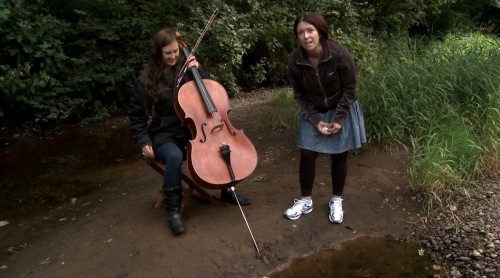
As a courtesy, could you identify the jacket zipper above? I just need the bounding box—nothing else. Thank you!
[314,68,328,107]
[297,45,331,108]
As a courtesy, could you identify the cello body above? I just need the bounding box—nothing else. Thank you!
[175,68,258,189]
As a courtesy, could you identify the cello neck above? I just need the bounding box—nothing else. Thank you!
[181,47,217,114]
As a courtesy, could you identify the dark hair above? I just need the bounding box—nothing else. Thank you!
[293,13,329,42]
[148,28,177,77]
[144,28,179,117]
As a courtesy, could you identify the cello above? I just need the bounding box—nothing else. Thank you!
[173,10,260,255]
[174,12,258,190]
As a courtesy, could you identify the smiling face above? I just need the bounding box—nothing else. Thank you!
[161,40,180,68]
[296,21,322,55]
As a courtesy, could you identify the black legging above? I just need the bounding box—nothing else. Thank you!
[299,149,348,197]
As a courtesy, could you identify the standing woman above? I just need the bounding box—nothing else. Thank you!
[284,13,366,224]
[129,28,250,235]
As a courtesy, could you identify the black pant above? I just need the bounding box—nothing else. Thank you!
[299,149,348,197]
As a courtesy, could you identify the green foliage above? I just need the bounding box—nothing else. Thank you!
[45,0,165,122]
[237,1,297,88]
[0,1,74,122]
[360,32,500,209]
[0,0,494,127]
[451,0,500,32]
[408,112,481,208]
[182,2,260,95]
[354,0,457,37]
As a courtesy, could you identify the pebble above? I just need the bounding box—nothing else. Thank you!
[416,181,499,278]
[472,251,482,258]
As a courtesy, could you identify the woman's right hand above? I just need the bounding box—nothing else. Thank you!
[142,145,155,158]
[316,121,340,135]
[186,55,199,69]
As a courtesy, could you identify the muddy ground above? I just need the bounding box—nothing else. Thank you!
[0,89,424,277]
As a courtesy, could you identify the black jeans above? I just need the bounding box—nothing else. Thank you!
[299,149,348,197]
[155,142,184,192]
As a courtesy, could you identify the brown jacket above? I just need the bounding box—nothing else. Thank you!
[287,39,358,125]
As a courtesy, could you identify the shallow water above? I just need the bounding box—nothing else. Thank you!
[270,237,440,278]
[0,123,138,220]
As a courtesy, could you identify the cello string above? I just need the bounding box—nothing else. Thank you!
[210,112,225,133]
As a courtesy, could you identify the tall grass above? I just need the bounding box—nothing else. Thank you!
[360,32,500,210]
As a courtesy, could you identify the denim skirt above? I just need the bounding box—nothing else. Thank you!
[298,100,367,154]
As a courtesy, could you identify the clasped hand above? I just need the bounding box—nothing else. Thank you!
[317,121,341,135]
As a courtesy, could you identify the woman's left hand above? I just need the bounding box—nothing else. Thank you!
[318,121,342,135]
[329,122,341,134]
[186,55,199,68]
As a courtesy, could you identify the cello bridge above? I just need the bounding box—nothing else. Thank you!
[211,123,224,133]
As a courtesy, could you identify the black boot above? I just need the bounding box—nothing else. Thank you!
[221,187,251,206]
[163,186,186,234]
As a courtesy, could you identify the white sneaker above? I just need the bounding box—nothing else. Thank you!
[329,197,344,223]
[284,199,313,220]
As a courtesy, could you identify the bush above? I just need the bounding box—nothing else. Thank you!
[0,1,75,123]
[0,0,481,126]
[360,32,500,209]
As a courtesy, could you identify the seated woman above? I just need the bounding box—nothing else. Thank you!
[129,28,251,235]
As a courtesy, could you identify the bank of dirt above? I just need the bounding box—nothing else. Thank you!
[0,89,425,277]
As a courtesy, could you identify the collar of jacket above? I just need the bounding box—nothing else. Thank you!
[295,40,333,67]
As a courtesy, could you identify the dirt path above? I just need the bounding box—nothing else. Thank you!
[0,89,423,277]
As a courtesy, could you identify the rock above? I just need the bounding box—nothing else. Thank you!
[472,250,482,258]
[415,181,499,278]
[484,268,497,273]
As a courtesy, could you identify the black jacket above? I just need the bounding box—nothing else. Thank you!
[287,39,358,125]
[129,67,210,151]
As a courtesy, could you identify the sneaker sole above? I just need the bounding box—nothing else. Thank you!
[329,214,343,224]
[284,208,313,220]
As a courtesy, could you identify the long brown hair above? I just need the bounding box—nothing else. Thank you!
[143,28,179,118]
[293,13,329,43]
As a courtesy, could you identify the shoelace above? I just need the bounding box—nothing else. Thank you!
[294,199,310,210]
[331,201,342,214]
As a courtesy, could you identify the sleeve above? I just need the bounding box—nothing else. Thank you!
[287,54,321,126]
[128,77,152,149]
[331,48,358,125]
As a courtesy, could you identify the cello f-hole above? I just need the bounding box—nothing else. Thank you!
[222,119,237,136]
[200,123,208,143]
